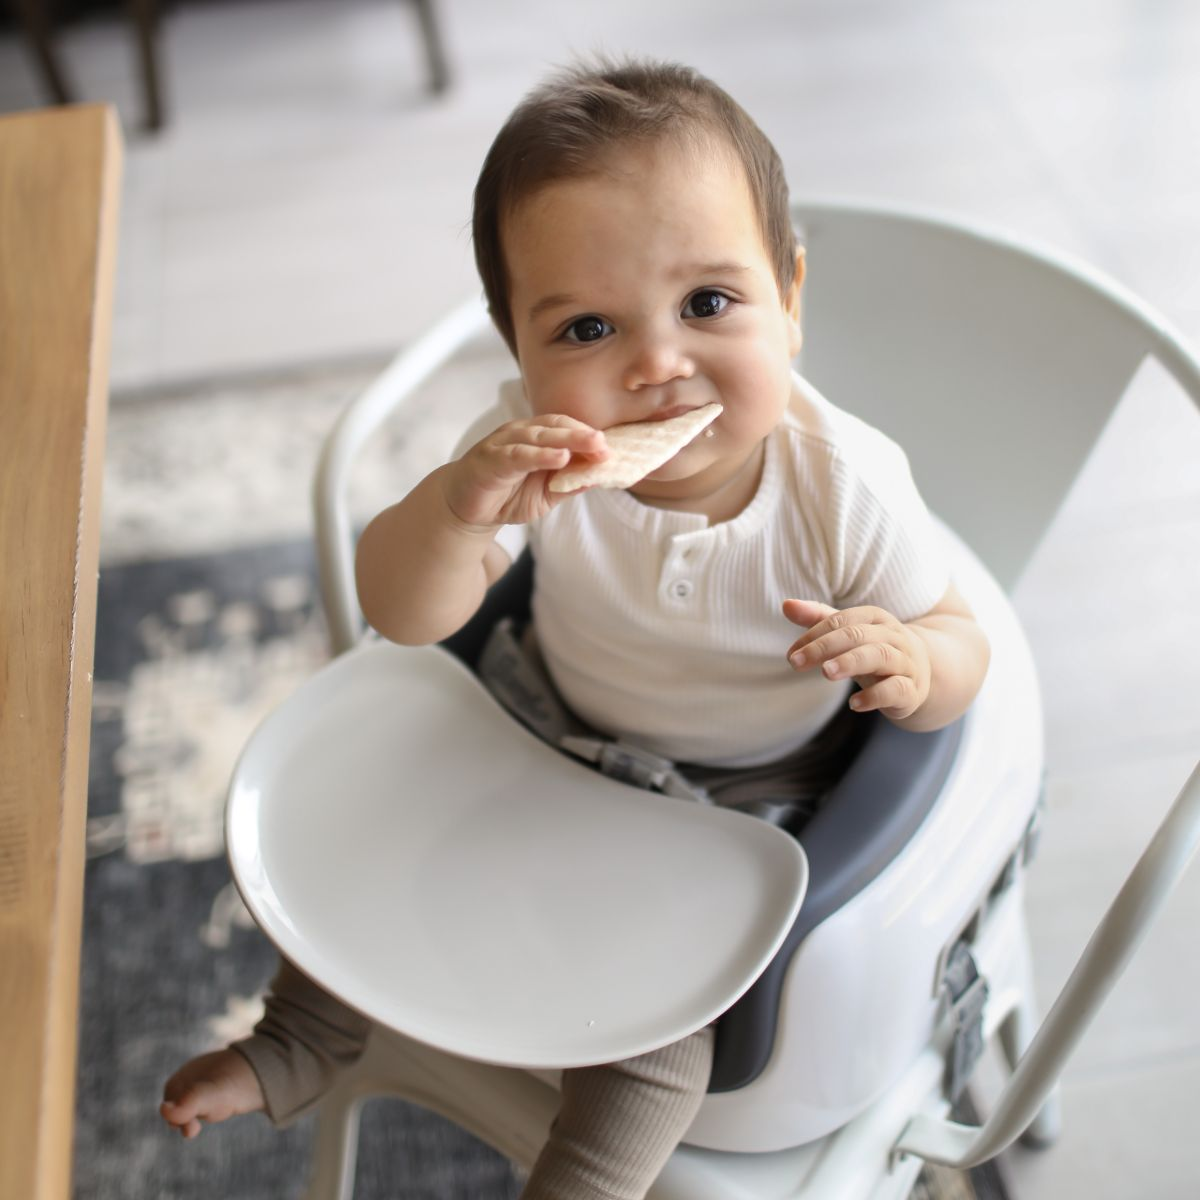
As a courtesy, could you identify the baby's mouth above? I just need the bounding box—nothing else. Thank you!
[644,404,704,423]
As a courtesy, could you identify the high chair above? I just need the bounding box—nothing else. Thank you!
[226,200,1200,1199]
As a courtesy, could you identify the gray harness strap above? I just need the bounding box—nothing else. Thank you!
[477,616,575,744]
[478,617,712,806]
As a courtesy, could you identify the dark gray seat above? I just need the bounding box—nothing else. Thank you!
[708,714,962,1091]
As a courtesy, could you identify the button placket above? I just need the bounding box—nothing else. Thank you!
[660,534,704,608]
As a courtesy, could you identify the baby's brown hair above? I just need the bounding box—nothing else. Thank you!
[472,58,797,354]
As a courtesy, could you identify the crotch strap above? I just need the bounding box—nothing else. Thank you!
[478,617,713,806]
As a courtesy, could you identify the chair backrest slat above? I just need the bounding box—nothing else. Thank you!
[794,203,1160,591]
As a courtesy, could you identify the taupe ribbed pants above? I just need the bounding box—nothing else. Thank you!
[520,1025,714,1199]
[233,960,714,1199]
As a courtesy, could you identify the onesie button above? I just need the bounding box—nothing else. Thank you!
[671,579,693,599]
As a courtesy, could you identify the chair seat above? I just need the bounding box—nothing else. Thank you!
[226,642,808,1070]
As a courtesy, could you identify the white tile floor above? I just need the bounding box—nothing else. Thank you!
[5,1,1199,1195]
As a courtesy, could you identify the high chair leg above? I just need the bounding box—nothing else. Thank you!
[997,921,1062,1149]
[998,1003,1062,1148]
[301,1088,364,1200]
[299,1024,566,1200]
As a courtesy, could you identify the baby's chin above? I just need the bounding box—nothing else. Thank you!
[629,447,717,495]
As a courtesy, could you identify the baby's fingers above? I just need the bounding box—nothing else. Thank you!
[808,635,909,682]
[785,604,900,667]
[501,416,608,456]
[782,599,838,630]
[847,674,921,716]
[783,599,841,665]
[479,421,607,480]
[491,441,574,476]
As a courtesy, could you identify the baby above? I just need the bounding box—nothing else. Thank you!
[162,58,990,1199]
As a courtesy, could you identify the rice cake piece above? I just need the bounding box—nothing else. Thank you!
[549,402,723,492]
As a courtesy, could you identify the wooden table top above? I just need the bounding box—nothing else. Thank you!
[0,104,122,1200]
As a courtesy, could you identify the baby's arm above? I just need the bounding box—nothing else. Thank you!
[356,415,605,645]
[783,584,990,733]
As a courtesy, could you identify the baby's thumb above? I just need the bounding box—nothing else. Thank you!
[782,598,837,627]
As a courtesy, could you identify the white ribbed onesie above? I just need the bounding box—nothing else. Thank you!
[461,371,951,768]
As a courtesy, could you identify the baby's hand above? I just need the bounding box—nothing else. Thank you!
[783,599,932,720]
[442,416,607,529]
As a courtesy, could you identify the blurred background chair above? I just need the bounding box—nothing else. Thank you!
[3,0,450,131]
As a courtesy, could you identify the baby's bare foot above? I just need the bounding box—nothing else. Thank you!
[160,1049,265,1139]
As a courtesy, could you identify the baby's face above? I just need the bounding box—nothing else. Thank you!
[503,139,802,511]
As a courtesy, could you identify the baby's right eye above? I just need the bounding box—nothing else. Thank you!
[562,316,613,344]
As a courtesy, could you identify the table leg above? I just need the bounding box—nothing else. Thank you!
[410,0,450,95]
[126,0,164,131]
[9,0,74,105]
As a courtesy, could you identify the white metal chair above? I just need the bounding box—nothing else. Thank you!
[226,200,1200,1200]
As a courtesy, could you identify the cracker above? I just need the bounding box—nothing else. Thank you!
[548,402,723,492]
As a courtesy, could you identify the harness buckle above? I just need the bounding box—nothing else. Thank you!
[479,617,712,806]
[942,940,989,1102]
[560,736,712,805]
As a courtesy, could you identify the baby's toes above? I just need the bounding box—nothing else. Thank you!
[162,1077,224,1126]
[182,1079,235,1124]
[160,1105,202,1139]
[160,1097,197,1135]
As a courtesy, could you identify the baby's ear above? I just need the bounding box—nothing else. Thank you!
[786,247,806,355]
[787,247,806,314]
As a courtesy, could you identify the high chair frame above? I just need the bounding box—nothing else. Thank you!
[229,199,1200,1200]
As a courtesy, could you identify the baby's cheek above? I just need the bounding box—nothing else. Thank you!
[529,385,595,425]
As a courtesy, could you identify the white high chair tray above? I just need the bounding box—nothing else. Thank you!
[227,642,809,1069]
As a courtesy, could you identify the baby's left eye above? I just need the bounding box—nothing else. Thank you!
[683,290,729,319]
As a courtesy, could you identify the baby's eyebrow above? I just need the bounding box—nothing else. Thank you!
[528,292,579,321]
[680,260,751,278]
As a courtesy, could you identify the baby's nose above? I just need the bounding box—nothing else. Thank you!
[621,331,694,390]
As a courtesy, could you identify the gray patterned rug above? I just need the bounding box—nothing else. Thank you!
[75,356,1011,1199]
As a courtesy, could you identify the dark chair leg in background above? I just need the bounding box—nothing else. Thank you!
[126,0,164,131]
[9,0,75,104]
[411,0,450,95]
